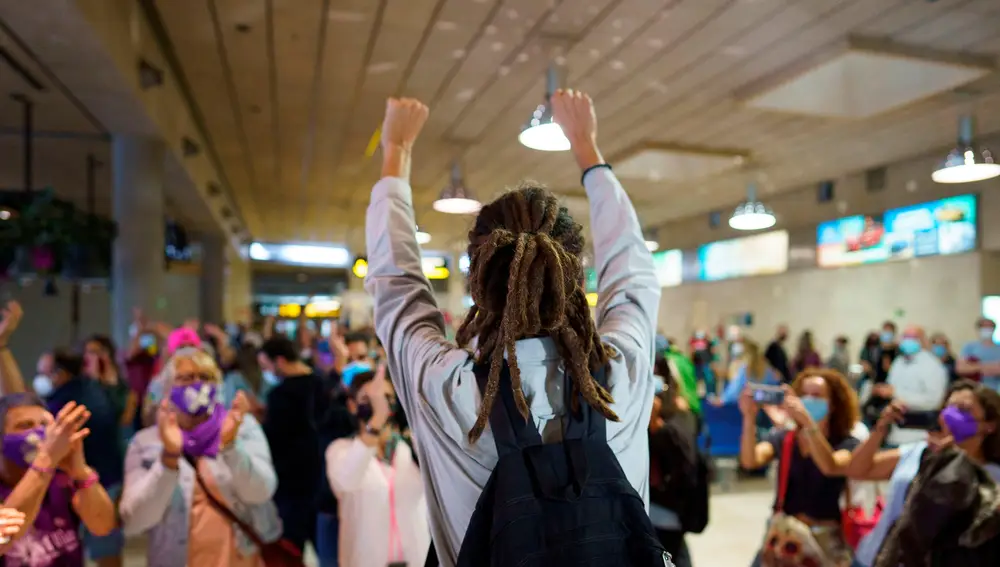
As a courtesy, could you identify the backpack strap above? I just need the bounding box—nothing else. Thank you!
[563,365,609,441]
[775,430,796,513]
[472,360,543,456]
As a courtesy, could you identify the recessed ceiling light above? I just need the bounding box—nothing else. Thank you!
[456,88,475,101]
[610,60,625,71]
[554,55,567,65]
[452,49,466,59]
[491,41,504,52]
[507,9,519,19]
[498,66,511,76]
[435,21,457,31]
[589,49,601,58]
[485,25,497,35]
[723,45,747,57]
[612,19,624,29]
[647,38,664,49]
[328,10,365,23]
[612,36,623,45]
[516,52,529,63]
[367,62,398,74]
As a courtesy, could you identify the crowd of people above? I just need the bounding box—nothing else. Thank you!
[0,90,995,567]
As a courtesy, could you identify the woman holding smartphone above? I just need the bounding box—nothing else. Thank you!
[740,369,861,567]
[845,379,1000,567]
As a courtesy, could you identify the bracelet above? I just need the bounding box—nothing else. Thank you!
[30,463,55,476]
[579,163,612,185]
[73,470,100,491]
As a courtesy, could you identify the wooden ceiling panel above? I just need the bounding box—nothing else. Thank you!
[144,0,1000,243]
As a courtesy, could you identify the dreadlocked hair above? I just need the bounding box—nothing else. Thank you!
[456,183,618,444]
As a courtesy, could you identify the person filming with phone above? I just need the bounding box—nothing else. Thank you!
[846,379,1000,567]
[739,369,861,567]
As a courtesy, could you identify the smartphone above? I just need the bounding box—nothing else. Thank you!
[139,333,157,350]
[898,410,941,431]
[750,383,785,406]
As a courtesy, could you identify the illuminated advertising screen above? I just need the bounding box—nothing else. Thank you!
[817,195,976,268]
[652,249,683,287]
[697,230,789,281]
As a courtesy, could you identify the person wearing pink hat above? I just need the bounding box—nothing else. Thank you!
[166,328,202,357]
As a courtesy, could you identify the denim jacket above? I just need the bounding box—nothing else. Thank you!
[119,415,282,567]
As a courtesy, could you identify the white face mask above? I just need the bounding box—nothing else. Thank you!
[981,327,996,341]
[731,343,745,357]
[33,374,54,397]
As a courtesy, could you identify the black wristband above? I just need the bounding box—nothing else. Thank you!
[580,163,612,185]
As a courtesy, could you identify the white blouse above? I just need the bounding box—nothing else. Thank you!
[326,437,429,567]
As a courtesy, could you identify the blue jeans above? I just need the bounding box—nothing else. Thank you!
[81,483,125,560]
[315,512,339,567]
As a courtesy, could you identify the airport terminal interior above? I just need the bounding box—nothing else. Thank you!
[1,0,1000,566]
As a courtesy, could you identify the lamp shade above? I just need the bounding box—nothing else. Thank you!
[729,183,775,231]
[932,116,1000,184]
[518,102,570,152]
[433,162,482,215]
[518,65,571,152]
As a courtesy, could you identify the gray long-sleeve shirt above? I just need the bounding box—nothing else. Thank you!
[364,166,661,567]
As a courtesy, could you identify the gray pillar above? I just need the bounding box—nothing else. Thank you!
[112,136,166,348]
[199,234,225,324]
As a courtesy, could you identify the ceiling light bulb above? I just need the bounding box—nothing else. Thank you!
[645,240,659,252]
[434,163,482,215]
[416,230,432,244]
[432,198,482,215]
[518,113,570,152]
[519,65,571,152]
[932,115,1000,184]
[729,200,776,231]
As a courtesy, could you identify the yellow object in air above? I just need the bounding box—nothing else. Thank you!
[352,258,369,278]
[365,127,381,158]
[586,293,598,307]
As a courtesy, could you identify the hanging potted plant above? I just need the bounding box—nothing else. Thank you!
[0,189,68,276]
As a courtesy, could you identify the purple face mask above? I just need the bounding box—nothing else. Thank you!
[181,403,226,459]
[170,382,218,417]
[942,405,979,444]
[2,427,45,469]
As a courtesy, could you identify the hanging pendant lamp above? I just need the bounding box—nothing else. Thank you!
[931,115,1000,184]
[518,65,570,152]
[433,162,482,215]
[729,182,776,231]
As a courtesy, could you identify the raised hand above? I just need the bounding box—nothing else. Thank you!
[220,391,249,449]
[738,386,758,418]
[58,436,89,479]
[369,363,393,425]
[0,301,23,345]
[381,98,429,152]
[39,402,90,465]
[781,387,811,428]
[157,401,183,457]
[551,89,597,146]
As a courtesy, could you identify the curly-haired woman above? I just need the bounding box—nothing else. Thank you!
[740,368,861,567]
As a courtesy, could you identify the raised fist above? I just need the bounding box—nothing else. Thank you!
[381,98,429,151]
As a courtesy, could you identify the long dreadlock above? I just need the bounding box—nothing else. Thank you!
[456,184,618,444]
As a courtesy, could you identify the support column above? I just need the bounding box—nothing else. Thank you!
[199,234,225,324]
[112,136,166,348]
[223,246,253,325]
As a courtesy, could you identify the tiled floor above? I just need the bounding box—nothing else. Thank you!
[113,482,774,566]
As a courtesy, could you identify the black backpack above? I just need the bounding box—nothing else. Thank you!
[455,360,673,567]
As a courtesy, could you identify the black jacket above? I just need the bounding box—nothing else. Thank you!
[874,447,1000,567]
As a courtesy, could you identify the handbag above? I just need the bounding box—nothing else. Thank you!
[841,481,884,549]
[187,456,305,567]
[758,432,853,567]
